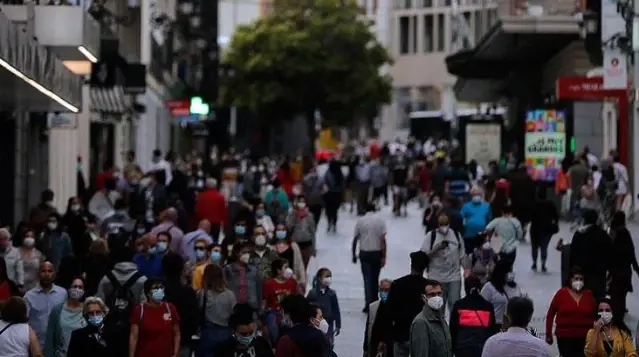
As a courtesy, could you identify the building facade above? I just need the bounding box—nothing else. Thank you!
[382,0,498,138]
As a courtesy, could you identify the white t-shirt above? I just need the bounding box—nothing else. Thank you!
[148,159,173,185]
[613,162,629,195]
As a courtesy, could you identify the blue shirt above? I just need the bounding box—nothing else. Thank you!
[24,284,68,347]
[460,201,491,238]
[182,229,213,260]
[133,252,163,278]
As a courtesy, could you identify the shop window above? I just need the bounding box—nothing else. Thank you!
[436,14,445,52]
[399,16,409,54]
[423,14,434,53]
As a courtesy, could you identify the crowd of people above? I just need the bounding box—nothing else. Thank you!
[0,138,637,357]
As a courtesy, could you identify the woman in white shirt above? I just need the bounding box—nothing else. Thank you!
[0,296,42,357]
[612,156,629,210]
[480,260,523,331]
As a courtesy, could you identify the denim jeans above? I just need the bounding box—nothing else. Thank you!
[441,280,462,313]
[359,250,383,307]
[196,324,232,357]
[265,310,281,346]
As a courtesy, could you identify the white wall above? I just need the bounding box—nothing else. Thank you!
[137,88,171,172]
[219,0,261,41]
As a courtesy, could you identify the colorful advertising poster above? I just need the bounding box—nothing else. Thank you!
[525,109,566,182]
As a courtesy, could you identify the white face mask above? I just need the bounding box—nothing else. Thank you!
[599,311,613,324]
[239,253,251,264]
[297,202,307,209]
[23,237,35,247]
[472,195,482,203]
[283,267,294,280]
[254,235,267,246]
[438,225,449,234]
[507,272,515,282]
[322,277,332,286]
[571,280,584,291]
[482,242,491,250]
[47,222,58,231]
[317,318,329,334]
[426,295,444,310]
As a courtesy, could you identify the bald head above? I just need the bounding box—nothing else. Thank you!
[39,261,55,287]
[198,220,211,233]
[163,208,178,222]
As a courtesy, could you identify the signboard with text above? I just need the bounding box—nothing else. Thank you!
[525,109,566,182]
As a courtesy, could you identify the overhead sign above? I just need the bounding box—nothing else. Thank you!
[524,109,566,182]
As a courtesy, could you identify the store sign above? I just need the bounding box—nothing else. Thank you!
[165,99,190,116]
[601,0,628,89]
[48,113,77,129]
[465,123,501,171]
[524,109,567,182]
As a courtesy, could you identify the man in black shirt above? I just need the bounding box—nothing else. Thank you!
[379,251,429,357]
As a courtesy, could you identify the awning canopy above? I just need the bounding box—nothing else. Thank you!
[89,86,128,115]
[445,16,582,102]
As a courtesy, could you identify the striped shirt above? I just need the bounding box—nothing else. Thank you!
[354,212,386,252]
[481,327,552,357]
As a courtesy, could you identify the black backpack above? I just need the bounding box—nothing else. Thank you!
[105,271,143,327]
[428,229,462,251]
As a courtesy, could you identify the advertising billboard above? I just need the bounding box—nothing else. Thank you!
[525,109,567,182]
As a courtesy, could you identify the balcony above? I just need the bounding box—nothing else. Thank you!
[0,2,100,73]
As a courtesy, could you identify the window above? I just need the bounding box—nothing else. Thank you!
[411,16,418,53]
[396,87,412,129]
[436,14,445,52]
[423,0,432,8]
[417,86,441,111]
[423,14,434,53]
[403,0,412,9]
[474,11,482,43]
[399,16,409,54]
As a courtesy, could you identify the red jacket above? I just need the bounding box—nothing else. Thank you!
[196,189,228,225]
[545,287,596,338]
[276,169,295,197]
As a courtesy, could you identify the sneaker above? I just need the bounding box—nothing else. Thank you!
[531,263,537,271]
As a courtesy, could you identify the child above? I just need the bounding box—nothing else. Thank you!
[262,258,298,346]
[306,268,342,348]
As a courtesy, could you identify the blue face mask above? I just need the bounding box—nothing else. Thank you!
[195,250,206,259]
[88,315,104,327]
[379,292,388,301]
[235,226,246,235]
[147,246,157,255]
[211,251,222,262]
[235,333,255,345]
[276,230,287,240]
[256,209,265,217]
[472,196,482,203]
[151,288,165,302]
[156,242,168,253]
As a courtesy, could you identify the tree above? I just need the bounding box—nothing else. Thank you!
[219,0,392,149]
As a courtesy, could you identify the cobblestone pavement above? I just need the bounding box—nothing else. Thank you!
[307,204,639,357]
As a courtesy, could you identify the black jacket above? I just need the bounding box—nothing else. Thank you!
[570,224,612,276]
[449,293,496,357]
[67,325,113,357]
[379,274,428,342]
[215,336,274,357]
[164,277,199,345]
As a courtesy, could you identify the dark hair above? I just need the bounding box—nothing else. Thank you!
[1,297,28,323]
[464,275,482,295]
[41,189,54,203]
[143,277,164,296]
[410,251,429,272]
[157,231,173,243]
[506,296,534,328]
[229,303,255,329]
[489,259,510,294]
[281,294,313,324]
[582,209,598,225]
[425,279,441,291]
[568,266,584,280]
[270,259,288,277]
[312,267,331,290]
[114,199,127,211]
[597,297,632,335]
[611,211,626,230]
[202,264,227,293]
[161,253,184,279]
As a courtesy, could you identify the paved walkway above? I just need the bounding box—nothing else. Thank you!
[308,204,639,357]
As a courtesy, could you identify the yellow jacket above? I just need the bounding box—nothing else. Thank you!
[191,262,208,290]
[585,327,638,357]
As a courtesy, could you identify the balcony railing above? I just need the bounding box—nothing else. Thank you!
[503,0,583,17]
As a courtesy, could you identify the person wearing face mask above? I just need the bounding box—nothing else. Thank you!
[449,276,496,357]
[38,213,74,272]
[272,224,306,293]
[215,303,274,357]
[133,234,163,279]
[275,294,328,357]
[469,235,498,284]
[423,194,444,231]
[19,228,44,291]
[409,279,452,357]
[28,189,58,237]
[100,199,135,254]
[150,208,185,259]
[421,214,466,313]
[188,238,213,290]
[306,268,341,348]
[254,202,275,236]
[460,187,492,255]
[286,195,317,271]
[63,197,91,258]
[130,278,181,357]
[484,205,523,272]
[545,267,596,357]
[262,259,298,346]
[584,298,637,357]
[66,297,113,357]
[182,220,214,261]
[250,226,279,281]
[480,260,523,332]
[363,279,393,357]
[88,178,121,225]
[224,242,262,312]
[43,277,87,357]
[310,304,332,351]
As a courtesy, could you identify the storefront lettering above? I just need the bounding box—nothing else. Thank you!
[527,137,564,153]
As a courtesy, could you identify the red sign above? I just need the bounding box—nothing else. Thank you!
[555,76,628,165]
[165,99,190,116]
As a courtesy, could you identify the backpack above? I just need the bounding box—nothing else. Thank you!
[105,271,143,328]
[428,229,462,251]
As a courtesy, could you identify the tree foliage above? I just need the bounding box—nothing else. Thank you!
[219,0,393,126]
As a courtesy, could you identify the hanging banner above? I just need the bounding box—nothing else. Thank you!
[601,0,628,89]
